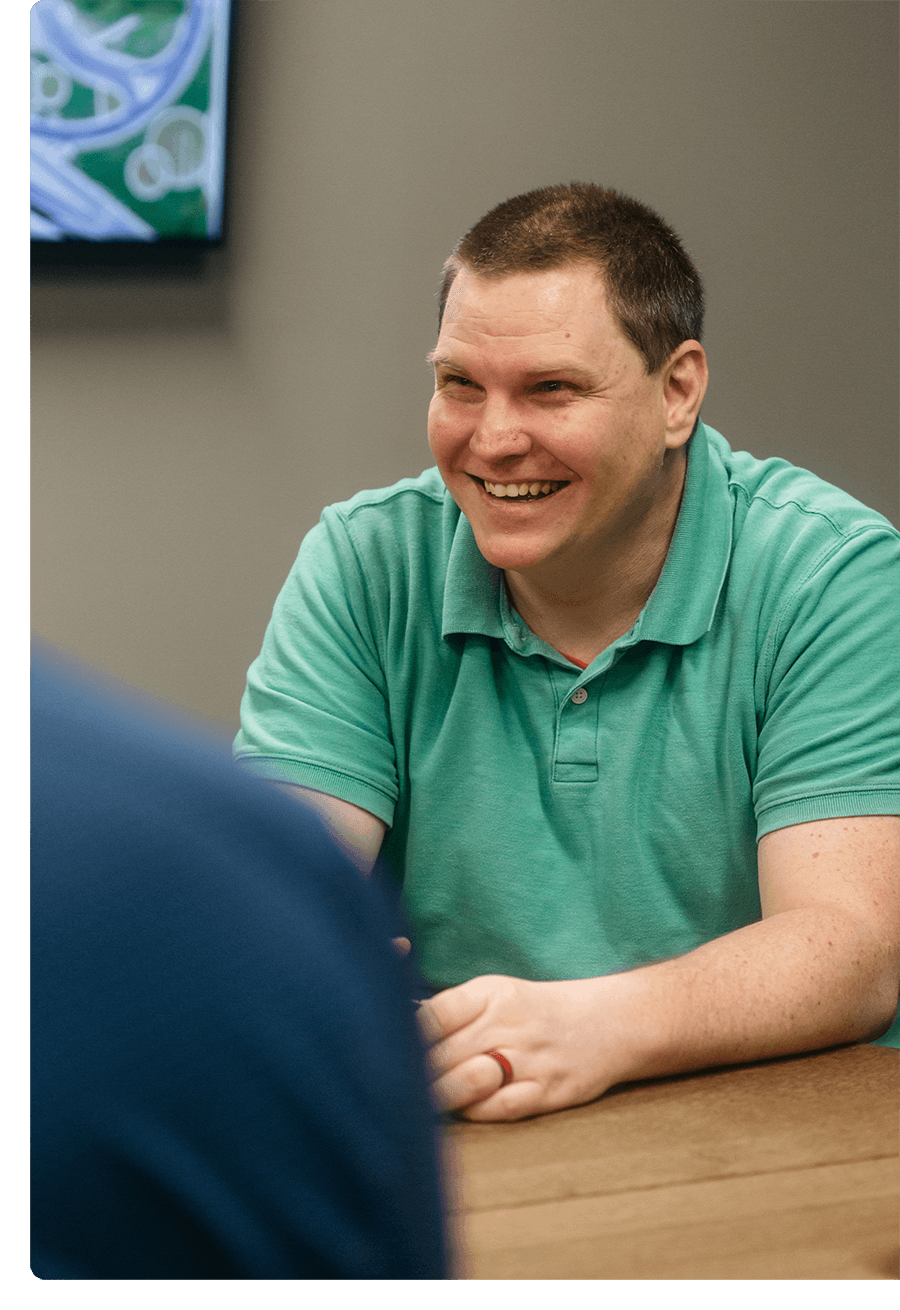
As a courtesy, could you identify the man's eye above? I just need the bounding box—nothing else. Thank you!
[446,375,474,387]
[536,380,569,393]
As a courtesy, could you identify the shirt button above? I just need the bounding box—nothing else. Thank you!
[571,687,588,704]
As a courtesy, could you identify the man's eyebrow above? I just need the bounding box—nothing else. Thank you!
[426,353,589,377]
[519,364,590,378]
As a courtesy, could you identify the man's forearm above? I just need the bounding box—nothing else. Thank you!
[600,907,898,1087]
[419,903,897,1120]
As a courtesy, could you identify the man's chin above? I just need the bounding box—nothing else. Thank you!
[456,490,571,573]
[468,529,555,575]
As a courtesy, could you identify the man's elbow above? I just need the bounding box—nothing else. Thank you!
[861,1009,897,1043]
[861,968,899,1041]
[854,937,899,1042]
[828,912,899,1043]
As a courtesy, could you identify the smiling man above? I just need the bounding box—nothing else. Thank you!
[235,183,900,1121]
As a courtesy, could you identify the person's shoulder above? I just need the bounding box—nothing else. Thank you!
[706,425,900,550]
[32,645,233,781]
[32,647,328,844]
[32,646,392,947]
[316,468,459,572]
[329,467,451,523]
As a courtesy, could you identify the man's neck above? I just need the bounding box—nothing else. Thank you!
[505,558,658,665]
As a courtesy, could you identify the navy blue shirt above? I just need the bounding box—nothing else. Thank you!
[31,652,447,1279]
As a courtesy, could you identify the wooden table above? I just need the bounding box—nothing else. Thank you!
[442,1044,899,1280]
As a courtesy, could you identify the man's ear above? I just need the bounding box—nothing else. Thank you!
[663,341,708,450]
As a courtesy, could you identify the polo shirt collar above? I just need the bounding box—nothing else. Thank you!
[442,510,506,640]
[441,419,732,649]
[636,419,732,646]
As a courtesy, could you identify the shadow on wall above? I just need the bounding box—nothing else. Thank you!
[31,242,231,335]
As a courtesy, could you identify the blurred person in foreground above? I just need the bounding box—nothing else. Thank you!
[31,647,447,1279]
[235,183,900,1123]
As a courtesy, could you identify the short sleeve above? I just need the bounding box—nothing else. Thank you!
[754,526,900,838]
[234,509,399,825]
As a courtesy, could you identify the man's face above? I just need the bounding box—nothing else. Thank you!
[427,264,689,581]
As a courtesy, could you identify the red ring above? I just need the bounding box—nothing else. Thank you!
[484,1049,514,1087]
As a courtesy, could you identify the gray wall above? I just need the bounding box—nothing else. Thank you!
[32,0,899,732]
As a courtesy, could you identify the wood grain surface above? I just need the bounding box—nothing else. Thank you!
[443,1043,899,1280]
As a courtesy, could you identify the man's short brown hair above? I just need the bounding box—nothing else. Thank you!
[438,182,704,375]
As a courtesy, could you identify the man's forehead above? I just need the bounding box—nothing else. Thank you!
[437,263,615,345]
[441,263,609,323]
[430,264,628,371]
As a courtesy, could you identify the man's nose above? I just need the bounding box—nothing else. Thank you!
[469,397,532,458]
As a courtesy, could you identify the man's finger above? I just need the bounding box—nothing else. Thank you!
[415,977,494,1047]
[430,1052,511,1113]
[415,1001,444,1045]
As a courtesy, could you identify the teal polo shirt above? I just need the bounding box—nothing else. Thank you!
[235,423,900,1042]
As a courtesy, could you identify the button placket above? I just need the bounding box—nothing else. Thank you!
[552,674,600,782]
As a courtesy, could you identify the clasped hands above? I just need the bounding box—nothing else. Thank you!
[415,973,627,1121]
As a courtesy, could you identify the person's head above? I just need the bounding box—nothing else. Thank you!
[427,186,709,588]
[438,182,704,377]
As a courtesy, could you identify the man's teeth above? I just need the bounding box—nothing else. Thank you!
[484,480,564,499]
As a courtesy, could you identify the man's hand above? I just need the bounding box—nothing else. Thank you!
[417,817,900,1123]
[416,974,629,1121]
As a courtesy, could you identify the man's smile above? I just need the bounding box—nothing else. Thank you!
[470,475,570,503]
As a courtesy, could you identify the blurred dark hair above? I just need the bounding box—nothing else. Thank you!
[438,182,704,375]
